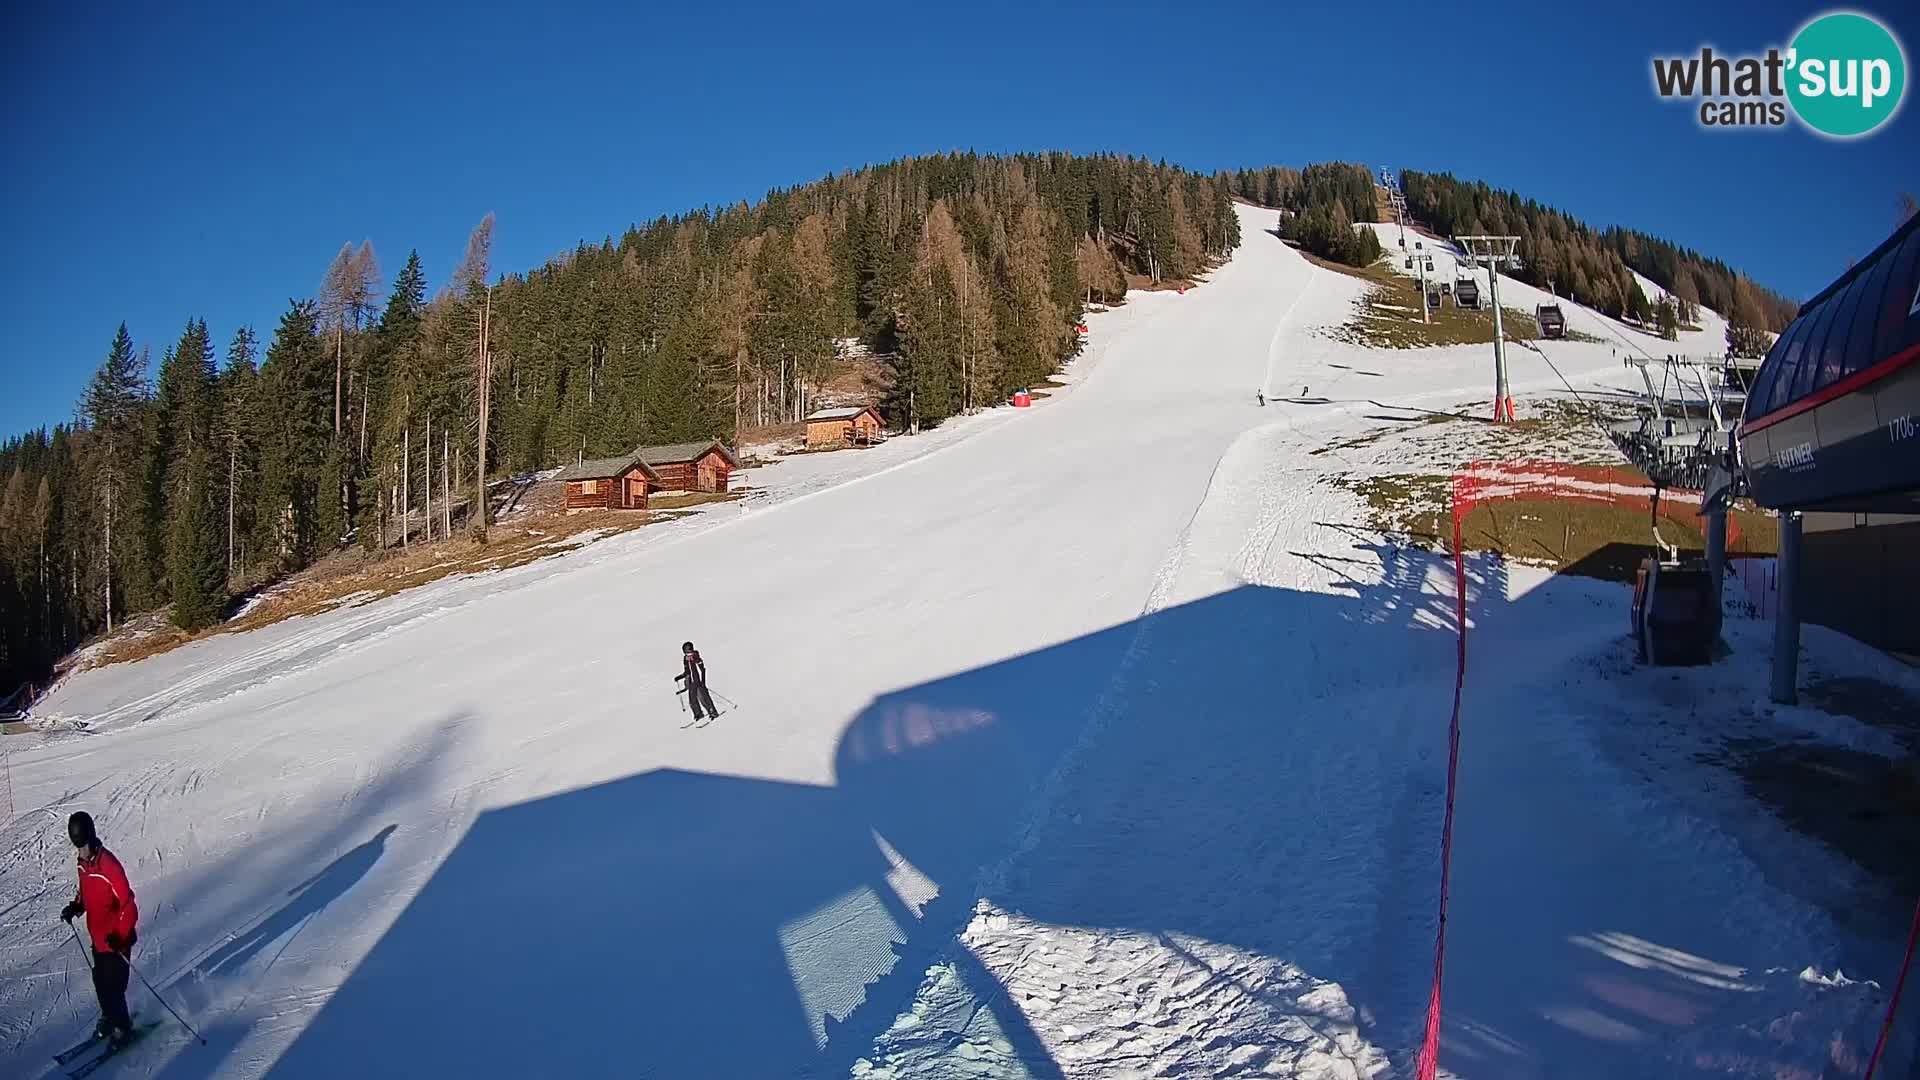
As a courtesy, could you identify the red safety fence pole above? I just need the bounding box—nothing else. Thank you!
[1416,474,1474,1080]
[1864,895,1920,1080]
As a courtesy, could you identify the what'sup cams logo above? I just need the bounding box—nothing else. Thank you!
[1652,11,1906,137]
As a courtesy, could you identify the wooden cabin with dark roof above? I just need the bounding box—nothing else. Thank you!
[551,454,661,510]
[637,441,739,493]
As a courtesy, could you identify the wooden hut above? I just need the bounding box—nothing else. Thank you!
[805,406,884,450]
[638,440,739,494]
[551,454,661,510]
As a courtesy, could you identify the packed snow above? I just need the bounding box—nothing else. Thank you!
[2,204,1911,1080]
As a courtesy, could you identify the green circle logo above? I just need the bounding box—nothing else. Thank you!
[1787,12,1906,137]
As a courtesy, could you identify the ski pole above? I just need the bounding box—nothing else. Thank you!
[67,920,93,973]
[712,689,738,709]
[675,687,686,712]
[128,956,207,1045]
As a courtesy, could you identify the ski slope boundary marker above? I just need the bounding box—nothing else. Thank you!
[1414,473,1472,1080]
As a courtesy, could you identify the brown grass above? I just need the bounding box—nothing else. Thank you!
[648,490,745,510]
[1342,469,1778,583]
[818,354,892,404]
[88,510,664,671]
[1295,249,1378,281]
[1323,260,1604,349]
[736,420,805,447]
[1125,273,1200,293]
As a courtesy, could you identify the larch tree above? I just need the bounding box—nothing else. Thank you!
[1726,276,1772,359]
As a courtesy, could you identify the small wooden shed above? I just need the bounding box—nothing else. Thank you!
[805,406,885,450]
[551,454,661,510]
[638,440,740,494]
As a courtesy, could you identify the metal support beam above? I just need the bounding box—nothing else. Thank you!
[1454,235,1522,421]
[1770,510,1802,704]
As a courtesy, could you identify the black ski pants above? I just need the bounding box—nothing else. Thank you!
[688,682,718,719]
[92,949,132,1032]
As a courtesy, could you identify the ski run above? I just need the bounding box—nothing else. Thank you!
[3,203,1914,1079]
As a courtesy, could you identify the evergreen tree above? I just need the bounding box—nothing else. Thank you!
[1623,276,1651,323]
[1654,296,1679,341]
[218,327,260,572]
[151,319,216,602]
[167,443,225,631]
[80,325,148,631]
[257,301,329,566]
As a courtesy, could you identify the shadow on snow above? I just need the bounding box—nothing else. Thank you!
[214,540,1792,1078]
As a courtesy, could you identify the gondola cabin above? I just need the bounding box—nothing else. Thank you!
[1739,214,1920,658]
[1536,304,1566,339]
[1740,213,1920,514]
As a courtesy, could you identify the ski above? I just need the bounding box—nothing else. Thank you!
[64,1022,159,1079]
[52,1032,105,1067]
[53,1015,138,1066]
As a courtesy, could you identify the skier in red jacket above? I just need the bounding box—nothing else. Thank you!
[59,811,139,1048]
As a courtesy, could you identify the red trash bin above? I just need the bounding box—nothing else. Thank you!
[1012,389,1032,408]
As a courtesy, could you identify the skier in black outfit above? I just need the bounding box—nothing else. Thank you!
[676,641,719,720]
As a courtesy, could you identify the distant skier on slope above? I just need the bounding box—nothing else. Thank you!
[59,811,139,1050]
[1257,389,1266,406]
[675,641,720,721]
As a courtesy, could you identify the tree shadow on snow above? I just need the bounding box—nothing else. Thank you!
[255,542,1786,1078]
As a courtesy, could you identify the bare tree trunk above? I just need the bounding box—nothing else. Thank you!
[102,481,113,634]
[425,413,433,542]
[441,431,451,540]
[403,426,411,549]
[227,441,236,572]
[473,290,492,541]
[334,325,344,436]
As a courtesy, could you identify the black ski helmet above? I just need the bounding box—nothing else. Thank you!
[682,641,695,653]
[67,811,97,849]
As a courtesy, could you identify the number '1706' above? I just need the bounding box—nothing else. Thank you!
[1892,415,1917,442]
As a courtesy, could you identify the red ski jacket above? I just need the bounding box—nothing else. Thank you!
[74,846,138,953]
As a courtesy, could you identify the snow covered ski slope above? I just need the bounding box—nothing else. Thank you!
[3,204,1908,1079]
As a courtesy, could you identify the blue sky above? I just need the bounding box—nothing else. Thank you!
[3,0,1915,437]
